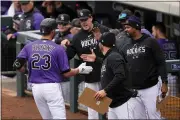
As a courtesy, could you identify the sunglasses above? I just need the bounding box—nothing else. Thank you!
[58,22,68,26]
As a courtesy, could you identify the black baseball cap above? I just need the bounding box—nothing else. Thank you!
[70,18,81,28]
[78,9,92,20]
[123,15,141,30]
[19,1,30,5]
[99,32,116,47]
[56,14,70,24]
[40,18,57,35]
[117,9,133,21]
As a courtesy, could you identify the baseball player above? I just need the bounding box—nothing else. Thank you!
[61,9,110,119]
[152,22,178,60]
[152,22,178,96]
[94,32,147,119]
[122,16,168,119]
[13,18,93,119]
[54,14,72,45]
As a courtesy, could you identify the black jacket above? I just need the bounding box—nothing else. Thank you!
[101,48,134,108]
[54,30,72,44]
[66,22,110,83]
[19,8,43,31]
[118,34,167,89]
[115,31,132,62]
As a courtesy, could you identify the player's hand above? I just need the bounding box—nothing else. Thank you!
[42,1,51,7]
[92,27,102,40]
[94,90,107,101]
[80,49,96,62]
[161,83,168,98]
[78,62,93,74]
[7,34,15,40]
[61,39,70,46]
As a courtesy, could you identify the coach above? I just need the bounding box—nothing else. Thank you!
[123,16,168,119]
[94,32,146,119]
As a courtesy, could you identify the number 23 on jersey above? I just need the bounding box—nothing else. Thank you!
[31,53,51,70]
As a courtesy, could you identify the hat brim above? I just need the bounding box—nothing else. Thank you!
[122,22,130,26]
[79,16,89,20]
[117,18,127,22]
[19,1,30,5]
[56,20,69,24]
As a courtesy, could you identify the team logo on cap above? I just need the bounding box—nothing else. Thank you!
[61,15,64,20]
[80,12,83,16]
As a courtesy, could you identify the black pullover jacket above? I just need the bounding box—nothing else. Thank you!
[100,48,134,108]
[66,22,110,83]
[118,34,167,89]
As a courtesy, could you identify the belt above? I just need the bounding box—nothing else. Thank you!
[30,81,60,84]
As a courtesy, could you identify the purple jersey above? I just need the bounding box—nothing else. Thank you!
[157,38,177,60]
[17,40,70,83]
[141,28,154,38]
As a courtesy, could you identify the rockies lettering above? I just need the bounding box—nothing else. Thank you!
[81,38,97,48]
[127,44,146,59]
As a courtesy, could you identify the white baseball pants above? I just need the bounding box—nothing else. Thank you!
[32,83,66,119]
[137,83,161,119]
[85,82,101,119]
[108,97,147,119]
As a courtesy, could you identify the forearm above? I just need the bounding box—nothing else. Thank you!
[66,46,76,60]
[151,38,168,83]
[155,51,168,82]
[158,61,168,83]
[63,68,79,78]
